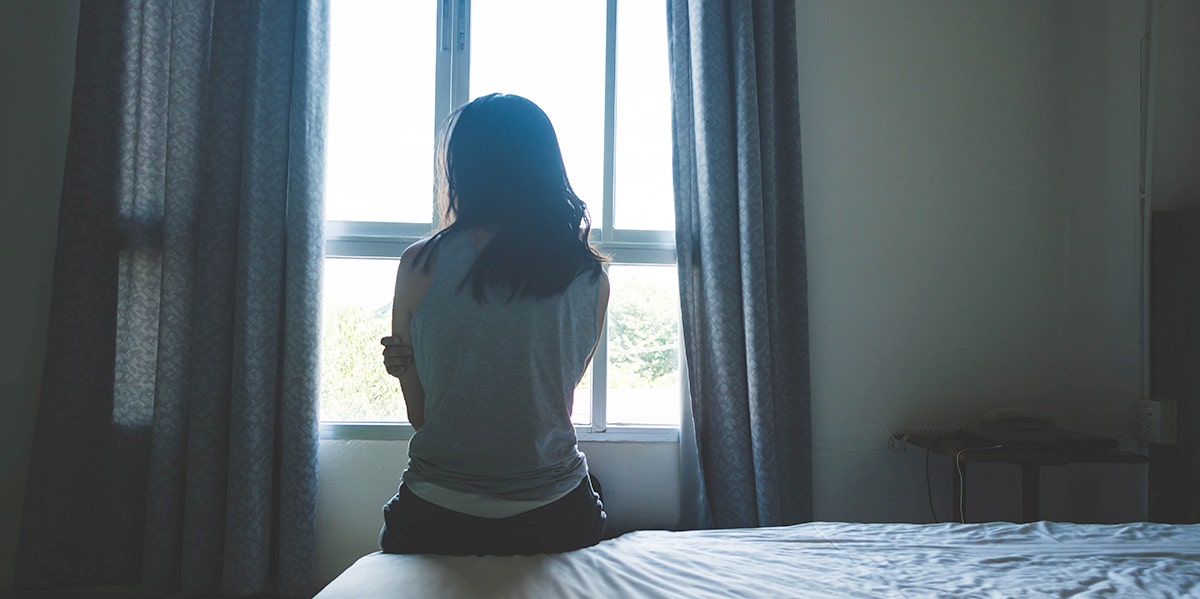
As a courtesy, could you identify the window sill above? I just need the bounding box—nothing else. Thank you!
[319,422,679,443]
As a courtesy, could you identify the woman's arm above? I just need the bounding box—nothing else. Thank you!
[384,239,434,430]
[583,270,611,372]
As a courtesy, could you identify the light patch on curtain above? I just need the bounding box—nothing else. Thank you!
[113,245,161,428]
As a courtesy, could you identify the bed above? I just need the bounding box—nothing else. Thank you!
[315,520,1200,598]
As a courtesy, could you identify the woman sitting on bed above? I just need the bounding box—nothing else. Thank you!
[377,93,609,556]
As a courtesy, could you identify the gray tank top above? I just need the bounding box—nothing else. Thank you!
[401,230,600,501]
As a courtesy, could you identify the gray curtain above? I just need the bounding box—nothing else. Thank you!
[668,0,812,528]
[15,1,326,595]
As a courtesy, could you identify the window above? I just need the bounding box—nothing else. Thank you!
[321,0,680,439]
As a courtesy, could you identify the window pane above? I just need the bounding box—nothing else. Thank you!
[470,1,607,225]
[320,258,406,421]
[327,1,436,223]
[606,264,681,425]
[614,0,674,231]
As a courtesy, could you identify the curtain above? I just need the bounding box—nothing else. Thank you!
[667,0,812,528]
[15,1,327,595]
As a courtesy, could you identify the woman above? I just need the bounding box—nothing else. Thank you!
[377,94,609,556]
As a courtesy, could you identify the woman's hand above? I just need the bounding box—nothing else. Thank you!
[381,336,414,378]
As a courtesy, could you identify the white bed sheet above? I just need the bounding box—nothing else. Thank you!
[315,521,1200,598]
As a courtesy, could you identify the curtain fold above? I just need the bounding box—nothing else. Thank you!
[15,1,327,596]
[668,0,812,529]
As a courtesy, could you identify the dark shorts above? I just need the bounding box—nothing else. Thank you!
[379,475,606,556]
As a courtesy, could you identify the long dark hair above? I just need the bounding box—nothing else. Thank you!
[415,93,605,301]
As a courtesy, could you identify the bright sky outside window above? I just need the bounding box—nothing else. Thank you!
[326,0,436,223]
[614,0,674,231]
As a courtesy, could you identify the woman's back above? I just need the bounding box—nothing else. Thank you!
[403,229,602,501]
[381,93,608,555]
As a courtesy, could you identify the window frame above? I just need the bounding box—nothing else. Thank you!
[320,0,681,443]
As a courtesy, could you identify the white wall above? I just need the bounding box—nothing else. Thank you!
[1151,0,1200,212]
[1061,0,1144,433]
[797,0,1145,523]
[0,0,80,591]
[1059,0,1146,523]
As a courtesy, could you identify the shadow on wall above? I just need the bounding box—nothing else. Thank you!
[1150,207,1200,523]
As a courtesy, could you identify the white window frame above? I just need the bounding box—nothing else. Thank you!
[320,0,680,443]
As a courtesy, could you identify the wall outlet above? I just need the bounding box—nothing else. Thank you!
[1134,398,1177,445]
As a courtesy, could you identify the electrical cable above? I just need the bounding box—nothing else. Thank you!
[956,448,968,523]
[954,445,1005,523]
[926,445,938,523]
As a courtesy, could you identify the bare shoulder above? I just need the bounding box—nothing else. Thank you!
[596,267,610,311]
[393,237,437,321]
[400,237,434,272]
[397,237,441,285]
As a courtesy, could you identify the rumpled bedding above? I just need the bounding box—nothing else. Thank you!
[315,521,1200,598]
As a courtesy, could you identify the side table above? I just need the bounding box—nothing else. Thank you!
[901,434,1146,522]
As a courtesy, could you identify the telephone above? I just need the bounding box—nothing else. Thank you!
[888,409,1055,452]
[980,409,1054,432]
